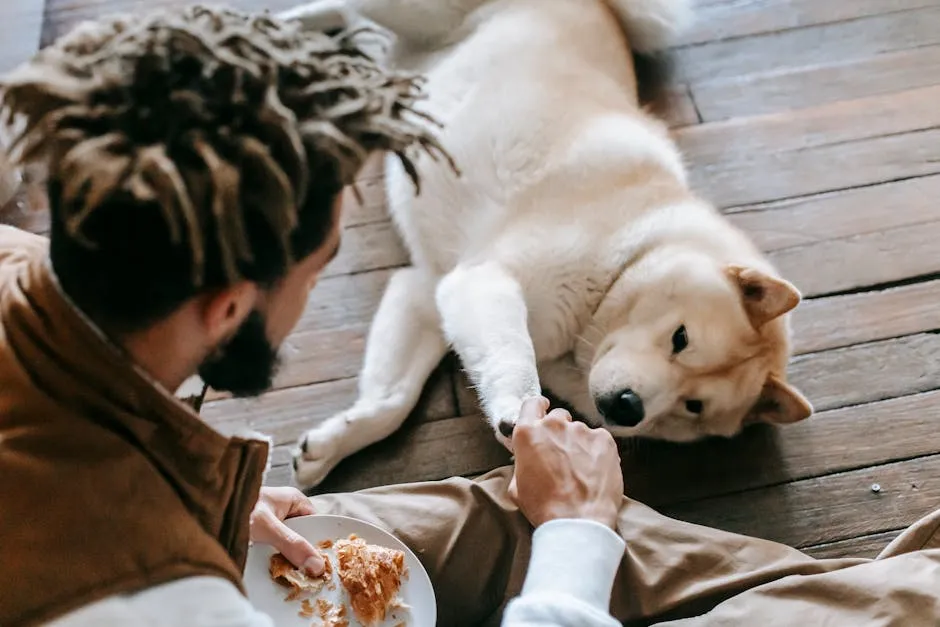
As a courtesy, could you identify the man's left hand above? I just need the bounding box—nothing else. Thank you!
[250,487,325,576]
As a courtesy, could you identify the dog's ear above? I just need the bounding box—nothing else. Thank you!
[726,265,801,328]
[745,375,813,425]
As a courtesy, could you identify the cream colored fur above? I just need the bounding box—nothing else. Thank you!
[284,0,813,489]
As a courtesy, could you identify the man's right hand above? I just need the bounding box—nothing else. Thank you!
[508,397,624,529]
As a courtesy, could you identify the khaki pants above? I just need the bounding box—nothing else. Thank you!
[312,466,940,626]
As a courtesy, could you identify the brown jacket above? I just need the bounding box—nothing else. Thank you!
[0,226,269,627]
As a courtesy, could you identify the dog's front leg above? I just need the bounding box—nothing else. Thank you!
[437,262,541,447]
[292,268,447,489]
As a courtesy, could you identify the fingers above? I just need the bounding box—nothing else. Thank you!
[516,396,550,428]
[544,408,573,423]
[251,508,326,575]
[258,486,316,519]
[286,491,317,518]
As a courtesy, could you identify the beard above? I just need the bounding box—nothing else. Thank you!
[198,310,281,397]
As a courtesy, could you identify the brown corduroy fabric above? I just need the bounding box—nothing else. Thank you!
[0,226,268,627]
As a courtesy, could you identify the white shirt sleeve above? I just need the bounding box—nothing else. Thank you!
[47,576,274,627]
[502,519,625,627]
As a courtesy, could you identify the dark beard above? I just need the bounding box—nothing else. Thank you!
[198,310,280,397]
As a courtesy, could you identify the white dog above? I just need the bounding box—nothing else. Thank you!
[285,0,813,489]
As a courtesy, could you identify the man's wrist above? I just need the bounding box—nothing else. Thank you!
[542,503,619,530]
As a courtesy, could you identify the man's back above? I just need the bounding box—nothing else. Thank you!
[0,229,261,626]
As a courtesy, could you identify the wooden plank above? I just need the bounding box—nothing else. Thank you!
[673,7,940,84]
[272,324,370,390]
[726,175,940,252]
[768,220,940,298]
[678,86,940,169]
[678,0,936,47]
[789,334,940,413]
[677,86,940,207]
[295,270,392,334]
[0,0,43,72]
[803,530,903,560]
[342,168,389,228]
[652,85,701,129]
[321,220,407,279]
[312,413,511,494]
[201,362,459,446]
[660,454,940,548]
[692,45,940,121]
[623,389,940,508]
[791,280,940,355]
[261,409,512,491]
[206,271,405,398]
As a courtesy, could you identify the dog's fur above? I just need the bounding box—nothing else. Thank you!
[287,0,813,488]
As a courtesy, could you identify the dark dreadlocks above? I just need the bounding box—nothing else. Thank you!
[0,5,452,332]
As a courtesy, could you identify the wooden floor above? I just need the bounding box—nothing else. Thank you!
[5,0,940,561]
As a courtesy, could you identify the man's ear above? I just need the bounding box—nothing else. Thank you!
[745,375,813,425]
[201,282,258,345]
[725,265,801,328]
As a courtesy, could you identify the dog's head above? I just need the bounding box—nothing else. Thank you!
[585,253,811,442]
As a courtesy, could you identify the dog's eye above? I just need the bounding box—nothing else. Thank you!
[685,400,704,414]
[672,325,688,353]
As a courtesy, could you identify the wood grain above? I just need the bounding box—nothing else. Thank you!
[789,334,940,412]
[803,530,903,560]
[791,280,940,355]
[623,389,940,508]
[261,411,511,492]
[321,220,408,278]
[769,220,940,298]
[201,361,459,447]
[313,413,511,494]
[692,45,940,121]
[678,0,937,47]
[673,6,940,84]
[660,454,940,548]
[677,86,940,207]
[727,175,940,252]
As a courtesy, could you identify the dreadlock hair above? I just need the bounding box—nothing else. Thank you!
[0,5,452,333]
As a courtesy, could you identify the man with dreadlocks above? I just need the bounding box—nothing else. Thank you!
[0,5,631,627]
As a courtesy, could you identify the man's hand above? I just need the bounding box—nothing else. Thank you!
[508,397,624,529]
[250,487,325,576]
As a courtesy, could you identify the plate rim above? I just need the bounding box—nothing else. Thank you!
[246,513,437,625]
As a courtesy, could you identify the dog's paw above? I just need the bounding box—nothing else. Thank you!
[292,421,345,490]
[494,419,515,453]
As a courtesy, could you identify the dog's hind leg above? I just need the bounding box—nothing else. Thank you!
[292,268,446,489]
[437,262,542,448]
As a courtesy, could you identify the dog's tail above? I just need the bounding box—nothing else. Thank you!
[604,0,693,53]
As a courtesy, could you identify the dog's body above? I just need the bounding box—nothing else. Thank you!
[289,0,813,488]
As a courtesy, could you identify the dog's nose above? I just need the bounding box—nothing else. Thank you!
[597,389,646,427]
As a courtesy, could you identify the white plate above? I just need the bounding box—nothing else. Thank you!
[244,515,436,626]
